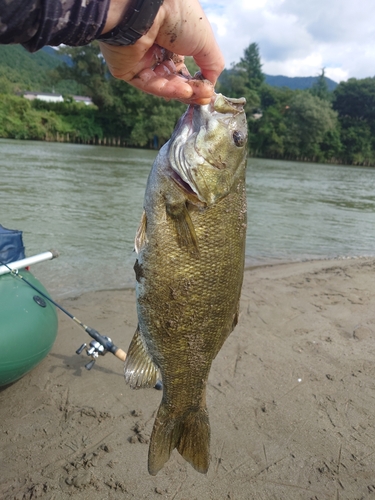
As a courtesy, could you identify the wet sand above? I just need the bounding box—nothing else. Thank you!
[1,257,375,499]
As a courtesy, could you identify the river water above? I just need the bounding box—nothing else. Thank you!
[1,139,375,298]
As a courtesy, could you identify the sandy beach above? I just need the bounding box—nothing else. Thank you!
[1,257,375,499]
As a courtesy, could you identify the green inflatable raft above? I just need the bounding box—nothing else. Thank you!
[0,225,58,387]
[0,269,58,387]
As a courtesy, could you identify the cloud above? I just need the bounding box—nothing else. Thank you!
[202,0,375,81]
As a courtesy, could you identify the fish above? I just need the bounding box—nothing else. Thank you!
[124,93,248,475]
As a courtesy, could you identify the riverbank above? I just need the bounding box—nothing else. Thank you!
[1,257,375,499]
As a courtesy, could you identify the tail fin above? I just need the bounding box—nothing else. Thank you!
[148,403,210,475]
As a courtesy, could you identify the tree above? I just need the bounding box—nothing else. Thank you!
[237,42,265,91]
[247,84,295,158]
[56,43,113,108]
[0,75,13,94]
[217,67,260,111]
[217,43,264,115]
[310,68,331,102]
[339,121,373,164]
[249,105,287,157]
[283,91,339,160]
[259,84,294,110]
[333,77,375,163]
[129,96,185,147]
[333,77,375,123]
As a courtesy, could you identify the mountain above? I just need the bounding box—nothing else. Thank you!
[0,44,65,73]
[41,46,72,66]
[0,45,75,93]
[265,74,338,91]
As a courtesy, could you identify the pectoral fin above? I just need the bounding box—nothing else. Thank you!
[124,326,160,389]
[166,200,199,257]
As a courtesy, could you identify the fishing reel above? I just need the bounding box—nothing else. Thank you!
[75,325,127,370]
[75,328,163,389]
[76,335,113,370]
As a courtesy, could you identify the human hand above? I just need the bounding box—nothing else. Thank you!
[98,0,225,104]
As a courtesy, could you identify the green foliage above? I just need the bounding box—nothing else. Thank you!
[30,99,102,141]
[333,77,375,123]
[0,45,79,94]
[129,96,185,147]
[247,82,343,161]
[338,120,374,164]
[0,75,14,94]
[0,45,89,94]
[56,43,112,107]
[259,84,294,110]
[319,127,343,159]
[249,105,287,157]
[0,94,69,140]
[0,45,56,90]
[283,92,339,159]
[333,77,375,164]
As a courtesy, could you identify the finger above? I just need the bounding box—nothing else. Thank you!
[153,58,191,80]
[98,42,165,82]
[130,69,213,104]
[154,3,225,86]
[131,72,212,105]
[192,37,225,86]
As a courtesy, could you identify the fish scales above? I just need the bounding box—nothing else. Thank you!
[124,94,248,475]
[139,176,246,401]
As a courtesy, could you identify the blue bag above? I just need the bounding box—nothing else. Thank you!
[0,225,26,264]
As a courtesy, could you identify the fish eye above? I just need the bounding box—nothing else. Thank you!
[233,130,245,147]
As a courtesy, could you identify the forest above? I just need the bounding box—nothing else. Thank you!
[1,42,375,165]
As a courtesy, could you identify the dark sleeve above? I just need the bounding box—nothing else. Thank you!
[0,0,110,52]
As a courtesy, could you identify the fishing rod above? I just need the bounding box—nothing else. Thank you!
[0,256,127,370]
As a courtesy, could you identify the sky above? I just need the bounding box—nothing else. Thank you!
[201,0,375,83]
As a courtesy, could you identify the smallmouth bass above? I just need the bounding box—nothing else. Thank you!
[124,94,248,475]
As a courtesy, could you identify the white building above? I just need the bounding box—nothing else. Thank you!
[72,95,93,105]
[23,92,64,103]
[23,92,92,105]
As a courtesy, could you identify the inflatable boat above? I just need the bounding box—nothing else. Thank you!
[0,225,58,387]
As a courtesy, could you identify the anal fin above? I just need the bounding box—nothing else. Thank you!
[124,326,160,389]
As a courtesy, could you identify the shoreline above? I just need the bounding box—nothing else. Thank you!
[1,256,375,499]
[245,252,375,270]
[50,254,375,301]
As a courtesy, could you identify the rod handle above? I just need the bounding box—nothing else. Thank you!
[114,348,127,362]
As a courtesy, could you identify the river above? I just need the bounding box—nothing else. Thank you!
[1,139,375,298]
